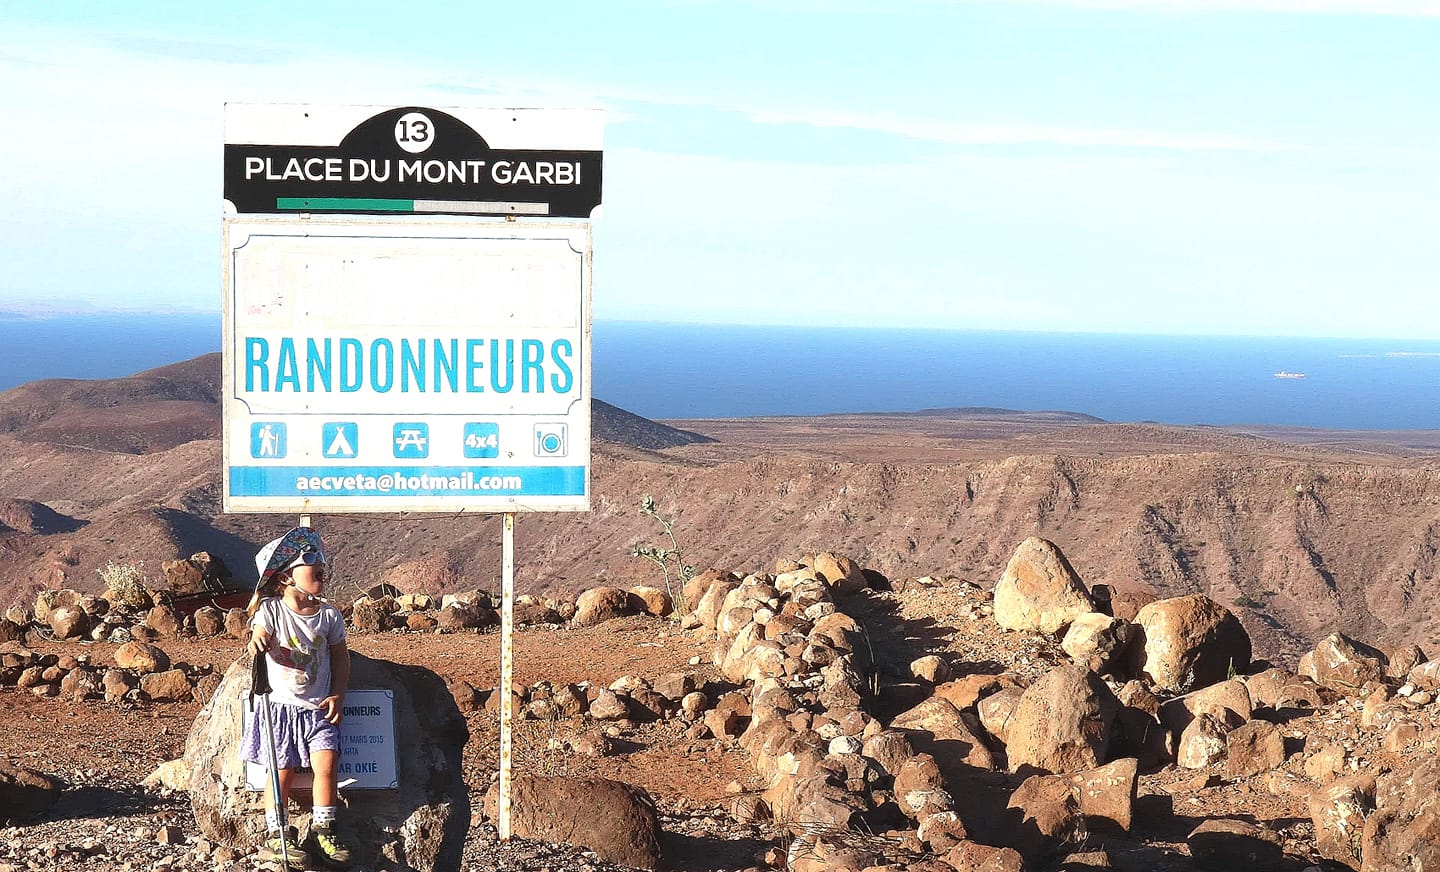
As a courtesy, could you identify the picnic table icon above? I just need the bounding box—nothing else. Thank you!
[392,423,430,458]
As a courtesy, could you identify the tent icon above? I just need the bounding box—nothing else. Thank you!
[322,423,359,458]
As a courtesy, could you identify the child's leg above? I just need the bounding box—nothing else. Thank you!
[305,746,354,864]
[310,749,339,807]
[265,767,296,826]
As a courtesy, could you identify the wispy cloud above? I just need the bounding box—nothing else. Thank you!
[746,107,1294,152]
[1004,0,1440,15]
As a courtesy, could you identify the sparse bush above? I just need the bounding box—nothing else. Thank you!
[630,495,694,612]
[1232,595,1261,609]
[99,561,151,612]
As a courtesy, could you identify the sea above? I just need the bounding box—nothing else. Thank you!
[1,313,1438,431]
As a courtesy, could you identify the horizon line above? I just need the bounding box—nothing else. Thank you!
[3,306,1440,346]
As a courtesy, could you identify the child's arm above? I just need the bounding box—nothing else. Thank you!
[247,606,272,655]
[321,641,350,725]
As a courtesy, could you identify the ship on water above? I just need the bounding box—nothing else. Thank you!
[1273,370,1307,379]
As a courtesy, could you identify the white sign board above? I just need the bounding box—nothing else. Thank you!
[221,104,600,513]
[223,218,591,512]
[245,689,398,790]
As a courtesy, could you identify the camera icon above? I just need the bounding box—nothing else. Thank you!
[533,423,568,457]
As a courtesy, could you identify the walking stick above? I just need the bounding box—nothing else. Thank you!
[251,647,291,871]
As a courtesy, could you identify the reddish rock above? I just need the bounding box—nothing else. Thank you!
[943,842,1025,872]
[1005,664,1117,775]
[48,606,88,640]
[1131,595,1250,693]
[1061,613,1134,675]
[1187,819,1286,871]
[860,730,915,779]
[192,606,225,637]
[115,641,170,674]
[1067,757,1138,832]
[1362,758,1440,872]
[140,669,192,701]
[628,586,673,617]
[977,686,1025,746]
[1225,720,1287,779]
[813,552,868,594]
[893,753,950,819]
[1002,774,1088,865]
[1308,774,1374,870]
[1177,714,1230,770]
[1306,633,1387,695]
[484,775,662,870]
[891,697,997,772]
[224,608,249,640]
[0,761,63,821]
[993,537,1095,635]
[574,586,635,627]
[145,603,184,639]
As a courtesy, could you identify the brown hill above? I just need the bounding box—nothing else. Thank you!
[0,358,1438,666]
[0,353,710,455]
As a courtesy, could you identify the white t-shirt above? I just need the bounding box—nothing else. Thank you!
[251,598,347,710]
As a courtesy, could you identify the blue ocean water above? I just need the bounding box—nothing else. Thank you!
[0,312,221,387]
[1,314,1437,430]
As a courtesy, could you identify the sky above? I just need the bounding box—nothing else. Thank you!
[0,1,1437,339]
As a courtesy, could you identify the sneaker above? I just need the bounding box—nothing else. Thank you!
[259,826,309,869]
[305,821,354,868]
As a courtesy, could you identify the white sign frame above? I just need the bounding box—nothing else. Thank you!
[221,215,592,514]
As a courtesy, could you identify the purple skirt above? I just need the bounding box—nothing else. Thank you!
[240,699,340,771]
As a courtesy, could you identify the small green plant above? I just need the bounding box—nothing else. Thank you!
[630,495,694,610]
[1232,595,1261,609]
[98,561,150,612]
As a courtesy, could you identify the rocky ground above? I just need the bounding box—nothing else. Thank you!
[6,541,1440,872]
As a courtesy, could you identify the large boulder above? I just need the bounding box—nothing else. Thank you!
[574,586,634,627]
[483,775,662,870]
[1067,757,1138,832]
[1309,774,1374,870]
[812,552,868,595]
[1005,664,1118,775]
[1130,595,1250,693]
[1187,819,1286,871]
[890,697,997,773]
[1061,613,1134,676]
[1225,720,1287,779]
[185,653,468,872]
[993,538,1095,635]
[1361,759,1440,872]
[1000,774,1088,865]
[115,641,170,674]
[1304,633,1387,694]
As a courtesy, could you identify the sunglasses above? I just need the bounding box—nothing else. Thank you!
[295,551,326,567]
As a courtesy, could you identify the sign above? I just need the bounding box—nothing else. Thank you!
[222,104,598,514]
[245,689,398,790]
[224,105,602,218]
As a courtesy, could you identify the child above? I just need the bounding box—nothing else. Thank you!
[240,527,353,869]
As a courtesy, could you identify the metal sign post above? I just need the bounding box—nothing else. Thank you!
[220,104,600,845]
[499,512,515,840]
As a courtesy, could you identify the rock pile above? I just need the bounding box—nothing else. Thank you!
[0,639,214,704]
[12,535,1440,870]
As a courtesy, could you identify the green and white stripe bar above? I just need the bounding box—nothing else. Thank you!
[276,197,549,215]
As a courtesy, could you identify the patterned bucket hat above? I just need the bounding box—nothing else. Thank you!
[253,527,327,591]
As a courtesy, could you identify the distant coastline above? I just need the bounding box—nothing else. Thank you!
[2,315,1438,431]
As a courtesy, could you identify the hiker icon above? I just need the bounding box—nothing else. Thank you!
[250,422,287,459]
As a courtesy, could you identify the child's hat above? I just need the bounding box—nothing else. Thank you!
[254,527,327,589]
